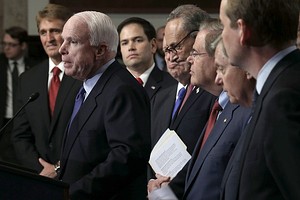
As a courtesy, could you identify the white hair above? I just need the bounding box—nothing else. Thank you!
[74,11,118,52]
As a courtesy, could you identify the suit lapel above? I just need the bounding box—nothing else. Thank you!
[144,66,162,100]
[185,103,239,190]
[61,62,119,160]
[162,85,177,129]
[170,87,203,129]
[36,60,52,129]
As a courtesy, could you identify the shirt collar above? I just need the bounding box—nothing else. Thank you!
[136,63,155,86]
[9,57,24,67]
[218,90,229,110]
[256,46,296,94]
[48,58,64,74]
[83,58,115,98]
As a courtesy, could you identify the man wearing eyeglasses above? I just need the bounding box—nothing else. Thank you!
[183,20,251,200]
[148,5,216,199]
[0,26,39,164]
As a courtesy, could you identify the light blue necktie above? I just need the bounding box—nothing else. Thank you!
[172,87,186,119]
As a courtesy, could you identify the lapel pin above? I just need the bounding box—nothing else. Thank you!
[196,88,200,93]
[223,118,227,123]
[151,86,156,90]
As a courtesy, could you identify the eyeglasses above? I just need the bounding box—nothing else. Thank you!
[189,50,207,58]
[1,42,21,48]
[164,30,198,54]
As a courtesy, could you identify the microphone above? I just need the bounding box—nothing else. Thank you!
[0,92,40,135]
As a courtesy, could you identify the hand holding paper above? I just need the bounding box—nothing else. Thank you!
[149,129,191,179]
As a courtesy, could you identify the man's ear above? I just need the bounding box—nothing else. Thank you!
[245,71,253,79]
[21,42,28,51]
[237,19,251,46]
[151,38,157,54]
[95,45,107,59]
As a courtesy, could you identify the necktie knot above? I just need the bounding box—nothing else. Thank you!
[136,77,144,85]
[76,87,86,102]
[13,61,18,68]
[12,61,19,76]
[52,67,61,76]
[212,101,222,112]
[178,87,186,99]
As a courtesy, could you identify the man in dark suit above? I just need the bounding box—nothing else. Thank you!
[57,11,151,199]
[219,0,300,199]
[148,5,216,198]
[183,21,253,199]
[117,17,176,100]
[12,4,81,176]
[0,26,39,164]
[149,19,252,200]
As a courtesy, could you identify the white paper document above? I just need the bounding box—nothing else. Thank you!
[148,185,178,200]
[149,129,191,179]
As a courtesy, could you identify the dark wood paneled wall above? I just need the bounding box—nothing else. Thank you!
[50,0,220,13]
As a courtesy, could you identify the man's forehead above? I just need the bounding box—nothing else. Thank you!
[165,20,186,43]
[193,31,207,51]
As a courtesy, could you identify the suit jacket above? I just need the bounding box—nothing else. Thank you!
[0,53,40,163]
[221,49,300,200]
[0,53,39,126]
[59,61,151,199]
[144,65,176,100]
[183,101,251,200]
[11,59,82,172]
[151,84,216,198]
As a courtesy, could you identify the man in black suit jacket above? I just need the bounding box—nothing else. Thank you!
[219,0,300,199]
[183,22,253,200]
[148,5,216,198]
[12,4,81,176]
[57,11,151,199]
[117,17,176,100]
[0,26,39,164]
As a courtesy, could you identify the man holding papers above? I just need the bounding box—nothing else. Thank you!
[149,5,215,199]
[148,19,252,200]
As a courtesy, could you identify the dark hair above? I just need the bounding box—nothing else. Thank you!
[4,26,28,44]
[36,3,73,31]
[225,0,299,46]
[117,17,156,41]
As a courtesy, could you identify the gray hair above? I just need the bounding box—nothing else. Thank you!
[74,11,118,52]
[167,4,210,33]
[199,18,223,57]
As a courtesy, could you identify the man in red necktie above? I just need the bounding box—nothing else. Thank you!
[118,17,176,101]
[148,19,253,200]
[12,4,81,178]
